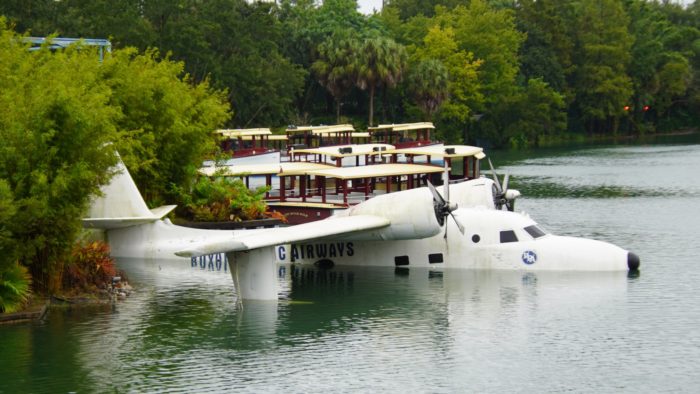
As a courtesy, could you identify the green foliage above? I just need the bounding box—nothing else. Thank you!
[1,0,699,143]
[0,20,229,294]
[476,78,566,147]
[312,33,361,122]
[384,0,463,20]
[100,48,230,206]
[517,0,574,95]
[279,0,381,122]
[440,1,525,105]
[572,0,633,133]
[178,176,269,222]
[0,263,32,313]
[0,180,17,268]
[406,58,449,119]
[354,36,408,126]
[0,22,120,292]
[412,25,484,142]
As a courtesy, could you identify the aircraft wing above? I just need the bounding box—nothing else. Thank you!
[175,214,390,258]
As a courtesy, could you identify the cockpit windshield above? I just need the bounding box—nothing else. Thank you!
[524,225,547,239]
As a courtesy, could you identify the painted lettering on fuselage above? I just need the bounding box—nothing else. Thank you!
[277,242,355,262]
[191,253,229,272]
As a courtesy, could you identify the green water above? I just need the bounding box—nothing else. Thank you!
[2,134,700,393]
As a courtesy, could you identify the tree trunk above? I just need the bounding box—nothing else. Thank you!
[368,84,375,126]
[336,99,341,124]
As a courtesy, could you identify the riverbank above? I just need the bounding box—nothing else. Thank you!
[532,127,699,148]
[0,278,133,324]
[0,298,49,325]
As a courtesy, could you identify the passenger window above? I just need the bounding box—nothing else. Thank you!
[499,230,518,243]
[524,225,546,239]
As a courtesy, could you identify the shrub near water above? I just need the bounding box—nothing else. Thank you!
[62,241,119,297]
[0,264,32,313]
[177,176,270,222]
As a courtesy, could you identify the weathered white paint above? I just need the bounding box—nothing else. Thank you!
[85,155,636,302]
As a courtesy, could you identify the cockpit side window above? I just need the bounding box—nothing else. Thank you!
[524,225,547,239]
[499,230,518,243]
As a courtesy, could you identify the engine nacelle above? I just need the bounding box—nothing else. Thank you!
[335,188,441,241]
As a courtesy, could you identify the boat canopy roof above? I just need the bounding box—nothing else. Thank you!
[216,128,272,138]
[368,122,435,132]
[199,162,334,177]
[241,134,287,141]
[286,124,355,133]
[387,145,486,159]
[291,143,395,158]
[304,163,444,180]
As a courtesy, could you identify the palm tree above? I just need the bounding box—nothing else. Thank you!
[311,35,359,123]
[0,263,32,313]
[407,59,449,120]
[355,37,407,126]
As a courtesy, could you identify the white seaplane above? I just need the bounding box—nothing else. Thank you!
[84,156,640,301]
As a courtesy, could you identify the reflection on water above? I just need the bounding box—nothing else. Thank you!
[3,137,700,392]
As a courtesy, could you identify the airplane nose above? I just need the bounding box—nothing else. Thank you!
[627,252,640,271]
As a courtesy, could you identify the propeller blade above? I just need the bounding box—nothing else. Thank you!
[487,158,502,192]
[450,212,466,235]
[443,159,450,203]
[502,173,510,192]
[426,179,446,205]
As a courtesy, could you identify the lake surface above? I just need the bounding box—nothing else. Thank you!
[3,135,700,393]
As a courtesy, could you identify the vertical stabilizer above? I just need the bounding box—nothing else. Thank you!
[83,155,176,229]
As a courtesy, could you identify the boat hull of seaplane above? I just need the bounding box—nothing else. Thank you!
[275,228,633,272]
[176,188,638,300]
[274,205,633,272]
[86,155,639,302]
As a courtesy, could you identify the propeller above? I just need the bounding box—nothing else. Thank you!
[426,160,465,238]
[487,158,520,211]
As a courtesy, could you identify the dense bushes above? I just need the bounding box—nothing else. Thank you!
[0,20,230,302]
[0,263,32,313]
[177,176,269,222]
[62,241,119,296]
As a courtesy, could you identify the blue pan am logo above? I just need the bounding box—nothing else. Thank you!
[522,250,537,265]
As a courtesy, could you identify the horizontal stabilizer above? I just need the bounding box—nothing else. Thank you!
[83,205,177,229]
[175,214,390,257]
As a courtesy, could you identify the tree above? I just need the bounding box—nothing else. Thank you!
[311,33,361,123]
[0,179,31,313]
[0,21,229,295]
[442,1,525,106]
[355,37,407,126]
[141,0,305,127]
[626,0,693,129]
[505,78,567,147]
[571,0,634,134]
[406,59,449,119]
[0,25,120,292]
[517,0,574,95]
[412,25,484,142]
[100,48,230,206]
[383,0,462,20]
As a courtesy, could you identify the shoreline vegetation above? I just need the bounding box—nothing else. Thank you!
[1,0,699,315]
[521,127,700,149]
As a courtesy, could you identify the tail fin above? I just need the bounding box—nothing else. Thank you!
[83,154,176,229]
